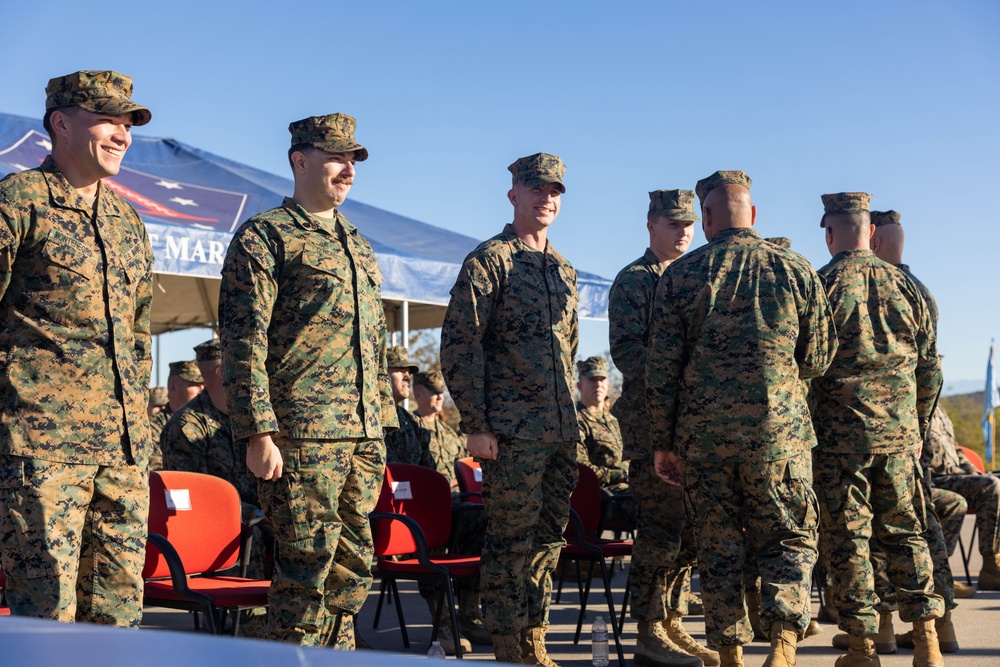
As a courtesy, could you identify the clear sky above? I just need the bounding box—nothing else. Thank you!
[3,1,998,391]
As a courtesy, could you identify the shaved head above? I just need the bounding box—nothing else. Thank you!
[701,184,754,241]
[871,223,904,264]
[823,211,873,256]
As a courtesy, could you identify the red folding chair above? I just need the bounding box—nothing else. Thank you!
[0,567,8,616]
[454,456,483,504]
[370,463,480,659]
[956,445,987,585]
[143,470,269,635]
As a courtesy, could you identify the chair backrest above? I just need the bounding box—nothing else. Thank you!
[143,470,242,579]
[958,445,986,473]
[372,463,453,558]
[569,463,603,537]
[454,457,482,504]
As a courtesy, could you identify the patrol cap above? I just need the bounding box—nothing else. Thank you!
[765,237,792,249]
[820,192,871,227]
[577,356,609,378]
[649,189,700,222]
[193,338,221,362]
[870,210,901,227]
[386,346,419,373]
[168,360,204,384]
[289,113,368,161]
[508,153,566,193]
[414,370,447,394]
[149,386,168,407]
[695,170,752,206]
[44,70,151,131]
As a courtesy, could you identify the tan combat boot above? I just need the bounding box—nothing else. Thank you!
[762,621,797,667]
[873,612,896,654]
[634,620,702,667]
[835,635,880,667]
[804,620,822,638]
[427,599,472,656]
[718,644,744,667]
[520,625,559,667]
[896,609,959,654]
[745,591,766,641]
[978,553,1000,590]
[952,580,975,598]
[664,612,720,665]
[457,587,492,645]
[491,634,522,664]
[911,618,944,667]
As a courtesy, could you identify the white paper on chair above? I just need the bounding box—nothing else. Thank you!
[165,489,192,510]
[391,481,413,500]
[474,468,483,482]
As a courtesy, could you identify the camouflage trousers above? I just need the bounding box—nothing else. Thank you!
[685,452,818,647]
[479,437,577,636]
[627,457,695,621]
[813,450,943,636]
[872,473,965,612]
[0,455,147,626]
[258,436,385,648]
[933,472,1000,556]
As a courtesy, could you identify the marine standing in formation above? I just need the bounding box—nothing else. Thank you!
[441,153,579,666]
[220,113,397,649]
[0,70,154,626]
[647,171,838,667]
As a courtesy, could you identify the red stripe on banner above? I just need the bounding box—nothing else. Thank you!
[103,179,220,223]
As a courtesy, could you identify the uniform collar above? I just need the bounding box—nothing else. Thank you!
[40,155,121,218]
[283,196,357,235]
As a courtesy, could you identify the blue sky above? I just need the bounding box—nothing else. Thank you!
[3,1,998,391]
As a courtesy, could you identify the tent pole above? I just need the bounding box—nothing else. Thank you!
[155,334,161,386]
[402,300,410,349]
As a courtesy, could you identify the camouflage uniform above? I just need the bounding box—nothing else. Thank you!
[811,193,943,638]
[386,405,432,467]
[220,114,395,648]
[149,360,203,470]
[0,71,152,626]
[440,153,579,639]
[647,172,837,647]
[575,383,636,527]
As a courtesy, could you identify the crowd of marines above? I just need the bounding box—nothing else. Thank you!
[2,68,999,667]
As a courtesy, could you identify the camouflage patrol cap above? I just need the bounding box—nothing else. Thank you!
[44,70,151,130]
[149,386,168,407]
[168,360,204,384]
[289,113,368,161]
[871,210,901,227]
[695,170,752,206]
[577,356,609,378]
[649,189,700,222]
[193,338,221,362]
[820,192,871,227]
[413,369,447,394]
[386,346,419,373]
[765,237,792,249]
[508,153,566,193]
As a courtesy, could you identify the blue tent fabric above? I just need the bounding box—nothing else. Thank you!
[0,112,610,319]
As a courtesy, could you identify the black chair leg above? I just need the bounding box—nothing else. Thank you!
[391,578,410,648]
[373,578,388,628]
[444,576,464,660]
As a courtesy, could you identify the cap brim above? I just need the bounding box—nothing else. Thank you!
[651,210,700,222]
[78,99,152,126]
[312,141,369,162]
[520,177,566,193]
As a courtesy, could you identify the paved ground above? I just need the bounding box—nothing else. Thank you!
[141,514,1000,665]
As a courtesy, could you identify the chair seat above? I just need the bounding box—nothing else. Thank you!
[145,576,270,608]
[0,608,9,617]
[563,540,633,559]
[378,555,480,578]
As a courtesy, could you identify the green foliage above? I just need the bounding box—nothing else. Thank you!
[940,392,994,468]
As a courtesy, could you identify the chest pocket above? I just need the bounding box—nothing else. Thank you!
[301,247,349,281]
[42,228,98,279]
[120,237,148,285]
[359,255,383,288]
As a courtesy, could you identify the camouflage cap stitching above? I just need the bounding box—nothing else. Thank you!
[289,113,368,161]
[508,152,566,193]
[695,170,752,206]
[45,70,151,127]
[577,356,609,378]
[648,189,700,222]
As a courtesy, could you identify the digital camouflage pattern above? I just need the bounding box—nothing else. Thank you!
[646,228,837,463]
[576,355,608,378]
[507,152,566,192]
[413,369,447,393]
[898,264,939,334]
[694,170,752,205]
[220,198,397,442]
[385,345,418,372]
[193,337,221,361]
[168,360,203,383]
[820,191,871,214]
[416,413,466,486]
[288,113,368,161]
[440,223,579,442]
[44,70,151,127]
[870,210,901,227]
[258,435,385,648]
[148,406,172,470]
[384,405,431,467]
[0,457,147,625]
[0,156,154,467]
[160,390,256,506]
[609,248,667,461]
[765,236,792,249]
[811,250,941,454]
[575,402,629,487]
[648,189,699,221]
[478,436,578,635]
[149,386,168,407]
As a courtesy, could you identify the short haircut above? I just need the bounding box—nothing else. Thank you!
[287,143,315,170]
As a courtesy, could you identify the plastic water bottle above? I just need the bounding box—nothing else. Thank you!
[428,640,446,659]
[592,615,609,666]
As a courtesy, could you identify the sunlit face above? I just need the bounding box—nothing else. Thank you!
[167,377,203,410]
[649,216,696,261]
[509,182,562,229]
[413,383,444,415]
[578,375,609,409]
[389,367,411,403]
[55,109,134,182]
[296,148,357,208]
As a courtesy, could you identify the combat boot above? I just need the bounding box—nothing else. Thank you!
[952,580,975,598]
[427,599,472,656]
[804,620,822,638]
[457,587,492,645]
[761,621,797,667]
[634,620,703,667]
[977,553,1000,590]
[835,635,880,667]
[717,645,744,667]
[664,612,719,665]
[896,609,959,654]
[873,612,897,654]
[911,618,944,667]
[745,591,766,641]
[520,625,559,667]
[491,634,522,664]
